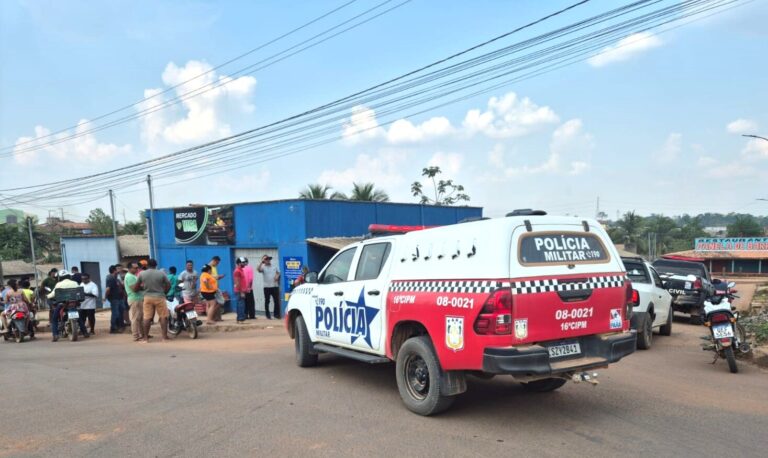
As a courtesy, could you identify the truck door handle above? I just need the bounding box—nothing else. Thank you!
[334,291,344,296]
[367,290,380,296]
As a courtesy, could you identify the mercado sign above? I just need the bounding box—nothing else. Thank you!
[174,206,235,246]
[695,237,768,251]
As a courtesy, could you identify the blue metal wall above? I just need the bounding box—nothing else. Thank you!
[150,200,482,300]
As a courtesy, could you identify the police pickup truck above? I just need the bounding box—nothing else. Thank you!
[285,211,637,415]
[652,258,715,325]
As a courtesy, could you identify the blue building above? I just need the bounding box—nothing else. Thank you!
[148,199,482,313]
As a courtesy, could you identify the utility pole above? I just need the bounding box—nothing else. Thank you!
[27,217,40,287]
[109,190,121,264]
[147,175,158,261]
[595,196,600,220]
[59,207,64,221]
[122,209,127,225]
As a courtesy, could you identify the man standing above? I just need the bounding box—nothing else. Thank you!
[209,256,225,280]
[80,273,98,336]
[257,254,281,320]
[233,257,248,323]
[166,266,180,302]
[124,262,144,342]
[104,265,125,333]
[138,259,170,342]
[70,266,82,284]
[178,260,199,304]
[243,258,256,319]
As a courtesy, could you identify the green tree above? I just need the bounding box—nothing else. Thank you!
[643,214,679,254]
[0,220,53,261]
[120,221,146,235]
[298,184,346,200]
[611,211,645,247]
[411,166,469,206]
[86,208,115,235]
[727,215,764,237]
[349,182,389,202]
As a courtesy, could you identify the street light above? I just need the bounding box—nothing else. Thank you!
[743,134,768,142]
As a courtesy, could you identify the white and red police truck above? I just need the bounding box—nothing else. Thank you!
[285,210,637,415]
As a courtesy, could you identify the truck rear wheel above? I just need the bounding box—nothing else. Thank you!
[659,309,673,336]
[395,336,454,416]
[521,378,567,392]
[294,315,318,368]
[637,316,653,350]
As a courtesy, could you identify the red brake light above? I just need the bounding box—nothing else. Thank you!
[474,289,513,335]
[710,313,730,323]
[693,278,702,289]
[14,312,25,319]
[631,289,640,307]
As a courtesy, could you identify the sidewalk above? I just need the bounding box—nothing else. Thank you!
[35,309,284,336]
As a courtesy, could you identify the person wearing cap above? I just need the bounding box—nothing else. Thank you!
[243,257,256,319]
[233,257,248,323]
[47,270,89,341]
[139,259,149,271]
[257,254,281,320]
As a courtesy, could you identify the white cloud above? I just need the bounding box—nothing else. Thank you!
[742,137,768,159]
[495,119,593,176]
[427,152,463,176]
[386,117,453,144]
[588,32,663,67]
[341,105,385,144]
[139,60,256,151]
[726,118,758,134]
[13,119,132,165]
[653,133,682,164]
[463,92,559,138]
[317,150,407,191]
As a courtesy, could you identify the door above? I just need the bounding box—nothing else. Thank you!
[312,246,358,346]
[80,262,103,309]
[234,248,279,316]
[650,266,672,326]
[344,241,391,353]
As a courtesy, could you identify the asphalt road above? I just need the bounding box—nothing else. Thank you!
[1,318,766,457]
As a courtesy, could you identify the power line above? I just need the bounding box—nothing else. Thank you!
[1,0,361,155]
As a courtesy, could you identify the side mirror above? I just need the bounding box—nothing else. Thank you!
[727,281,736,288]
[305,272,319,284]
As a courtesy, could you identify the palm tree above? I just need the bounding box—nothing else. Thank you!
[299,184,346,200]
[616,211,644,245]
[349,182,389,202]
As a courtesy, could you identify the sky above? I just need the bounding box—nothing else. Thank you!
[1,0,767,224]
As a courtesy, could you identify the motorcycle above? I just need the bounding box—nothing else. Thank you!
[2,305,35,343]
[167,299,202,339]
[702,281,750,373]
[57,300,84,342]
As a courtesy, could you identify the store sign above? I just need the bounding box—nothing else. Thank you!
[695,237,768,251]
[174,206,235,246]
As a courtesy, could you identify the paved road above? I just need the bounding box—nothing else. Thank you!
[1,319,766,457]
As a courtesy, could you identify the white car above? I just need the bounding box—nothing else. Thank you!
[622,257,673,349]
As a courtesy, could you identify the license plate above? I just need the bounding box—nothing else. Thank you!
[186,311,198,319]
[67,311,79,319]
[548,342,581,359]
[712,324,734,339]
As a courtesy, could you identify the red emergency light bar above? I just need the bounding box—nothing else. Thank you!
[368,224,436,235]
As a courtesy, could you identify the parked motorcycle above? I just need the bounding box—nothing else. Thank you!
[167,299,201,339]
[57,301,84,342]
[2,305,35,343]
[702,281,750,373]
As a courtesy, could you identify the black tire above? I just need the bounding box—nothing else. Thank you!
[69,320,78,342]
[637,316,653,350]
[659,309,673,336]
[521,378,567,392]
[187,319,198,340]
[294,315,318,367]
[724,346,738,373]
[690,314,704,326]
[395,336,455,416]
[14,322,24,343]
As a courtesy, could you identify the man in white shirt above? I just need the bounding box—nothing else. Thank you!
[80,273,99,335]
[257,255,281,320]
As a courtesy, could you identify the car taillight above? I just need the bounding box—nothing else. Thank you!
[630,289,640,307]
[710,313,730,323]
[693,278,702,289]
[474,289,513,335]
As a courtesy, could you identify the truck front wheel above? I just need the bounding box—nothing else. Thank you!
[294,315,318,367]
[395,336,455,416]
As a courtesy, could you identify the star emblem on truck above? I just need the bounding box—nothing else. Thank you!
[345,288,379,348]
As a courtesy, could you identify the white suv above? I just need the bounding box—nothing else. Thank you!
[622,257,673,349]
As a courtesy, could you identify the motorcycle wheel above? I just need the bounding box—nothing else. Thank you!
[168,319,180,336]
[724,346,738,373]
[186,318,198,339]
[14,322,24,343]
[69,319,78,342]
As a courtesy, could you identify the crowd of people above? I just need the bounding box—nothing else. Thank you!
[0,253,286,342]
